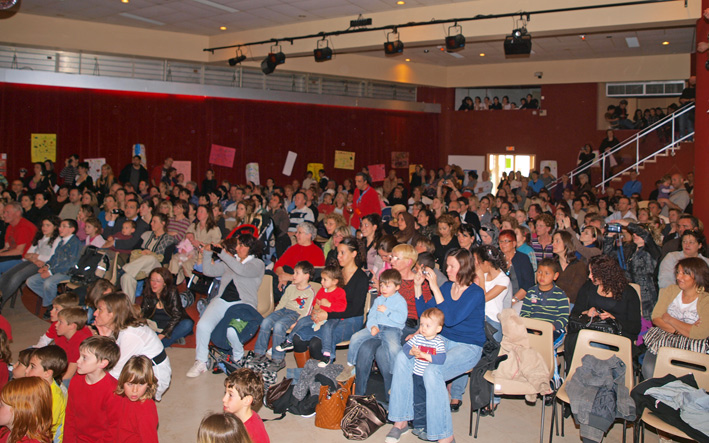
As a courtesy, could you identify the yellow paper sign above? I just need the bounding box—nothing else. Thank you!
[307,163,324,181]
[31,134,57,163]
[334,150,355,170]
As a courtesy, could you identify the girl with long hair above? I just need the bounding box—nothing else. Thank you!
[0,377,53,443]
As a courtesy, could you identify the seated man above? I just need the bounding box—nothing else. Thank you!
[271,221,324,303]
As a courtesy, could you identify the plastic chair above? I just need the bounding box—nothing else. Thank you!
[471,317,555,443]
[336,290,372,348]
[257,274,275,317]
[629,283,642,319]
[636,347,709,442]
[550,329,634,443]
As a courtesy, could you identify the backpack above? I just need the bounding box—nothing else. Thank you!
[67,246,110,285]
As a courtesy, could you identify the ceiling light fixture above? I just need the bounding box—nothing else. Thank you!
[220,26,227,31]
[313,38,333,62]
[121,0,129,3]
[479,53,485,57]
[228,48,246,66]
[192,0,238,13]
[261,44,285,75]
[396,1,405,5]
[384,29,404,55]
[662,41,669,45]
[445,23,465,52]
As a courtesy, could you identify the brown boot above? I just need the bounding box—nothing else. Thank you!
[294,350,310,368]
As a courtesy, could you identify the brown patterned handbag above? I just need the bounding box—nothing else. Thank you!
[314,376,354,430]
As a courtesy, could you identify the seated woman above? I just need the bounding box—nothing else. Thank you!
[431,213,460,269]
[456,223,477,253]
[186,234,265,378]
[360,214,383,272]
[119,214,176,303]
[140,267,194,348]
[473,245,510,342]
[642,257,709,379]
[291,237,368,368]
[321,213,347,259]
[324,225,351,267]
[564,255,641,369]
[552,230,589,310]
[498,229,535,314]
[395,211,421,246]
[386,248,485,443]
[95,292,171,401]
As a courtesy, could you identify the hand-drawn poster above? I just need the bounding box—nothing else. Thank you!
[391,151,410,169]
[246,162,260,185]
[282,151,297,176]
[31,134,56,163]
[132,144,147,166]
[209,144,236,168]
[84,158,106,182]
[334,150,355,170]
[369,164,386,182]
[173,161,192,183]
[307,163,324,182]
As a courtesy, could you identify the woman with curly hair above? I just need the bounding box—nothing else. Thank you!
[564,255,641,368]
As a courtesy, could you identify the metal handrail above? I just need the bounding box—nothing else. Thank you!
[546,103,695,190]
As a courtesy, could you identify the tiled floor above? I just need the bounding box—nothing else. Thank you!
[4,302,649,443]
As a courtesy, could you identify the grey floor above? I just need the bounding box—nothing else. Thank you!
[4,303,655,443]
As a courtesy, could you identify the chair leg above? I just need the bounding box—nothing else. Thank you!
[549,400,556,443]
[540,395,546,443]
[474,409,481,439]
[469,402,473,436]
[622,419,627,443]
[560,404,565,437]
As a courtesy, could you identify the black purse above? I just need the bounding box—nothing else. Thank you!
[568,312,622,336]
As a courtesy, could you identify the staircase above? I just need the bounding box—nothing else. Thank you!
[548,103,695,191]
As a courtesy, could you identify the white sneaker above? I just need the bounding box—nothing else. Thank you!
[186,360,208,378]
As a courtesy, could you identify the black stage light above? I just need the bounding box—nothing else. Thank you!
[504,28,532,57]
[314,39,333,62]
[261,48,285,74]
[445,24,465,52]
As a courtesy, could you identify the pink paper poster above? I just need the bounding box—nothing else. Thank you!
[369,164,386,182]
[209,144,236,168]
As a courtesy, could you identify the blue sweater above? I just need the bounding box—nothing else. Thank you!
[366,292,407,331]
[416,281,486,347]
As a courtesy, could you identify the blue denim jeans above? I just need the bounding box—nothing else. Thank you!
[295,315,364,357]
[0,259,22,276]
[413,374,427,430]
[161,318,195,348]
[347,325,402,367]
[26,273,70,307]
[388,337,482,441]
[254,308,300,361]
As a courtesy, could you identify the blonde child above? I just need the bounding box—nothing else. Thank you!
[197,413,253,443]
[25,345,68,443]
[222,368,269,443]
[64,336,122,443]
[114,356,159,443]
[0,377,53,443]
[277,265,346,366]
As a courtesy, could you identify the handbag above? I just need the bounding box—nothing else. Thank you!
[643,326,709,355]
[341,395,388,440]
[314,377,354,430]
[568,313,622,336]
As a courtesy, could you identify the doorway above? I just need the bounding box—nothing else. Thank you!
[488,154,535,191]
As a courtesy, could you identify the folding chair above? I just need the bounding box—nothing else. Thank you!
[636,347,709,442]
[551,329,634,443]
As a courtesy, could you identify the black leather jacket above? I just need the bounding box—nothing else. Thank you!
[140,288,190,338]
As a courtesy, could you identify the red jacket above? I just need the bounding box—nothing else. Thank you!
[351,186,381,230]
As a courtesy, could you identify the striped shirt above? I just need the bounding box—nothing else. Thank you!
[520,284,570,331]
[288,207,314,232]
[403,334,446,376]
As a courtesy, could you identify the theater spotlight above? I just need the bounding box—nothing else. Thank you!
[261,44,285,75]
[314,39,333,62]
[504,27,532,57]
[384,30,404,55]
[228,48,247,66]
[445,24,465,52]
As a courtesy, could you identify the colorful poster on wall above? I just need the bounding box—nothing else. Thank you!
[246,162,260,185]
[31,134,57,163]
[408,164,421,181]
[85,158,106,182]
[334,150,355,170]
[173,161,192,183]
[369,164,386,182]
[132,144,147,167]
[391,151,409,169]
[209,144,236,168]
[307,163,324,182]
[282,151,297,176]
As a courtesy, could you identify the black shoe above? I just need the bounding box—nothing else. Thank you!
[479,404,498,417]
[42,308,52,320]
[450,400,463,412]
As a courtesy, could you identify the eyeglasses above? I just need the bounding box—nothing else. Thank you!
[499,239,514,244]
[390,256,403,262]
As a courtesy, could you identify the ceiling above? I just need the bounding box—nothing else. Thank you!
[18,0,477,36]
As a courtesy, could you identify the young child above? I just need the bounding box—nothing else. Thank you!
[109,220,136,254]
[222,368,270,443]
[25,345,68,443]
[342,269,407,380]
[0,377,54,443]
[657,174,673,200]
[277,266,346,366]
[63,335,122,443]
[254,261,316,371]
[114,356,159,443]
[83,217,105,247]
[197,413,252,443]
[0,330,10,391]
[35,292,80,349]
[53,307,94,382]
[10,349,32,380]
[519,258,570,349]
[403,307,446,439]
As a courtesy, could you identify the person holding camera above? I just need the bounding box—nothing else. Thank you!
[59,154,80,186]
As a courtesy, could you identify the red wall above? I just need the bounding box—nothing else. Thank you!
[0,83,440,187]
